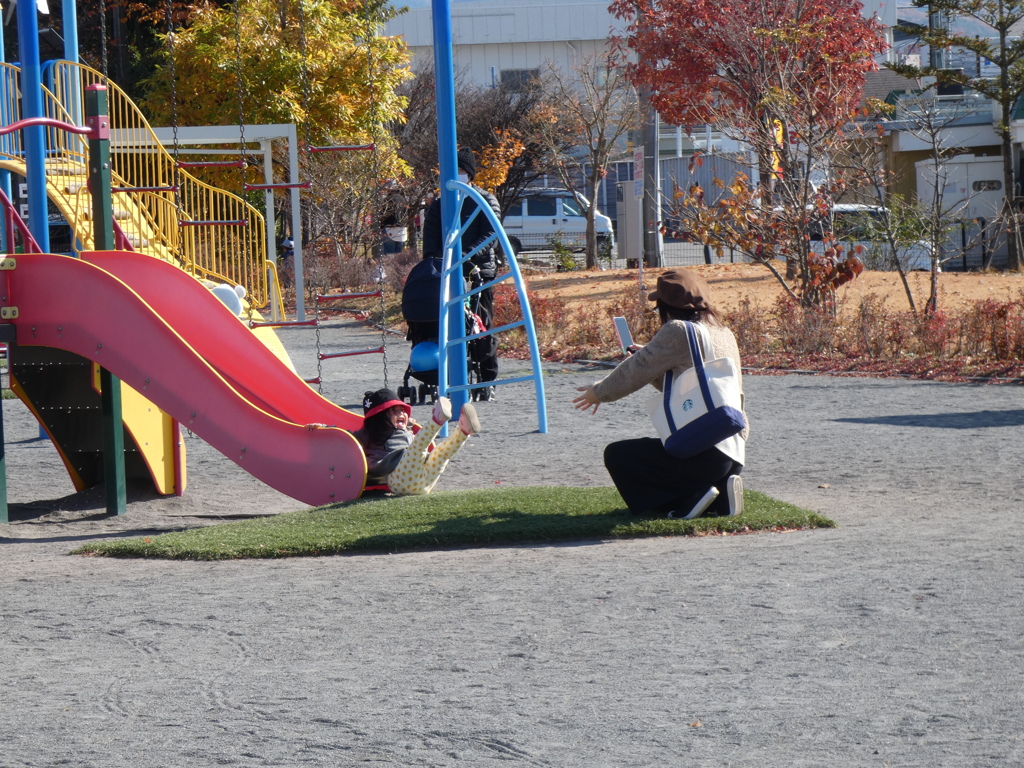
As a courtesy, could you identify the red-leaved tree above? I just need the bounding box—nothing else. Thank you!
[611,0,887,310]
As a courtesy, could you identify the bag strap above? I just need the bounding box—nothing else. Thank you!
[661,370,677,431]
[684,321,717,411]
[660,321,715,432]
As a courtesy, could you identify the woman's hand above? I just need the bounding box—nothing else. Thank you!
[573,385,601,415]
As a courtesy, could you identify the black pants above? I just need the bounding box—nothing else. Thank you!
[471,285,498,382]
[604,437,742,516]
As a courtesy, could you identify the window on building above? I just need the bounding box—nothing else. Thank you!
[972,180,1001,192]
[501,69,539,91]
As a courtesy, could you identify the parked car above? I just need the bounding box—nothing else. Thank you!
[500,188,615,256]
[812,204,936,272]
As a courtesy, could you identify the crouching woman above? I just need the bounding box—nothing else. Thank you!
[573,268,749,519]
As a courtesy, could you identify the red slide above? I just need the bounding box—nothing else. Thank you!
[2,252,367,507]
[79,249,363,431]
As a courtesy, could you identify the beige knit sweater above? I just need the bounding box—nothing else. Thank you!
[592,320,750,440]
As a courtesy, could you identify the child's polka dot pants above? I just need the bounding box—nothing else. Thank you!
[387,418,470,495]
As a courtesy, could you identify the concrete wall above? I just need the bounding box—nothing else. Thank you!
[386,0,623,86]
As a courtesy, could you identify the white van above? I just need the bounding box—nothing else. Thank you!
[501,188,615,256]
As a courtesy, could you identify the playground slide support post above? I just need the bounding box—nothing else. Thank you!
[16,0,50,254]
[62,0,79,65]
[0,392,6,524]
[0,264,12,523]
[0,20,10,254]
[86,84,126,516]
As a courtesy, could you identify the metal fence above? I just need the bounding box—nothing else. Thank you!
[510,238,747,272]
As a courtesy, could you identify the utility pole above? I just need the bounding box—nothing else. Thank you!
[640,88,663,267]
[928,6,948,69]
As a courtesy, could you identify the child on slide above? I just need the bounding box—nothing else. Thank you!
[351,388,481,495]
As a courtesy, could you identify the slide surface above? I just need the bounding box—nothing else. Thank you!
[3,253,366,507]
[80,250,363,431]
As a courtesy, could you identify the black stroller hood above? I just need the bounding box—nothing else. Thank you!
[402,258,444,324]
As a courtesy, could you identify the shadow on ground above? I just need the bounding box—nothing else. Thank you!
[834,409,1024,429]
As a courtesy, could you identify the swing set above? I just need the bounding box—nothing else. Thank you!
[153,0,397,388]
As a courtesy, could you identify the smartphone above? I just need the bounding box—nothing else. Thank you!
[612,316,633,354]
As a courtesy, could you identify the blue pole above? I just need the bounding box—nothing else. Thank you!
[17,1,52,442]
[0,20,11,253]
[431,0,468,420]
[60,0,82,132]
[62,0,79,62]
[17,0,51,253]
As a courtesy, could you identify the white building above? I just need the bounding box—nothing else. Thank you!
[385,0,626,87]
[387,0,902,89]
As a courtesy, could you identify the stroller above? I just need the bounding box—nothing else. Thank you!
[398,258,492,405]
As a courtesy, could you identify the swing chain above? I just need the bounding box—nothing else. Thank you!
[313,238,325,392]
[378,260,389,387]
[230,0,260,310]
[365,4,389,389]
[295,0,326,392]
[296,0,313,152]
[164,0,186,263]
[98,0,109,82]
[232,0,248,180]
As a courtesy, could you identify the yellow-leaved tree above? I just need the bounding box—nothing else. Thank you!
[141,0,409,144]
[473,130,526,194]
[140,0,412,265]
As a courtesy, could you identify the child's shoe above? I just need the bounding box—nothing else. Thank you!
[458,403,481,435]
[432,396,452,425]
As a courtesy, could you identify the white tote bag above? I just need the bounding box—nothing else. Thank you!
[645,322,745,463]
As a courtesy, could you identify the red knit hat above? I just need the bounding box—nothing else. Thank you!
[362,389,412,420]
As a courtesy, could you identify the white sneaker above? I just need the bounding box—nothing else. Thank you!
[458,403,481,435]
[669,487,720,520]
[725,475,744,517]
[432,397,452,425]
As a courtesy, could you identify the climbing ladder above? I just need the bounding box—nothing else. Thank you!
[438,180,547,433]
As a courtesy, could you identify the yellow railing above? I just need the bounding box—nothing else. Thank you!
[0,62,272,307]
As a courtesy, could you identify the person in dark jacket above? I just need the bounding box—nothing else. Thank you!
[379,186,409,254]
[422,147,502,400]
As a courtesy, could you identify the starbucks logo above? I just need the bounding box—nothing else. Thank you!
[682,399,694,411]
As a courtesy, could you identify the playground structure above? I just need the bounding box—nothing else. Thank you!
[0,0,547,523]
[0,61,276,309]
[9,249,368,505]
[0,85,369,519]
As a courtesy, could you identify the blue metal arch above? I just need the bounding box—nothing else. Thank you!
[437,180,548,434]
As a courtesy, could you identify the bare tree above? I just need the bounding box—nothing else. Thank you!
[531,50,643,269]
[392,65,560,220]
[842,91,986,313]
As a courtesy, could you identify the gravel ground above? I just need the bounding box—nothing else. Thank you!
[1,317,1022,766]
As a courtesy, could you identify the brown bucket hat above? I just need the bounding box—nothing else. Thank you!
[647,268,711,311]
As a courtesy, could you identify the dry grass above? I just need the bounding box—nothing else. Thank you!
[285,259,1024,383]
